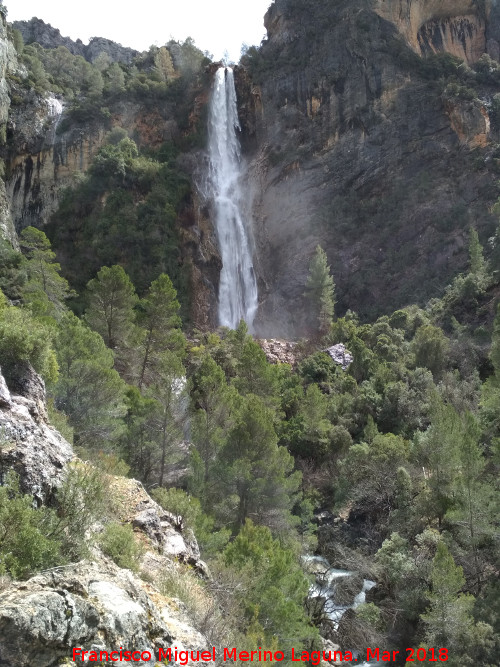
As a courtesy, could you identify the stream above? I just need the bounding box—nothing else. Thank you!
[304,555,381,666]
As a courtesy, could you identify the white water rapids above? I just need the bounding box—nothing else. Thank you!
[208,67,258,330]
[304,555,381,666]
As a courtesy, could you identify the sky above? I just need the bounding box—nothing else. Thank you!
[8,0,273,62]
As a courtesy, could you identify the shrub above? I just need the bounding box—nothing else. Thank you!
[0,473,62,579]
[54,463,112,560]
[153,487,230,557]
[99,522,144,571]
[0,306,58,385]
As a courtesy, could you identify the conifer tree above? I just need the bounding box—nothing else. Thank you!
[147,350,185,487]
[421,542,489,665]
[468,227,485,276]
[305,245,335,337]
[446,412,495,593]
[219,394,301,532]
[189,354,237,505]
[19,226,73,317]
[135,274,184,389]
[53,312,126,448]
[85,265,138,357]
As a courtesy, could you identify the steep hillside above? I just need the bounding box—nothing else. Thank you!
[0,362,212,667]
[238,0,500,336]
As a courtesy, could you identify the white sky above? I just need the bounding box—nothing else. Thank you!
[7,0,273,62]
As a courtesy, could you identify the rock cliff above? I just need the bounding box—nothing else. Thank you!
[0,363,210,667]
[237,0,500,336]
[0,11,18,245]
[373,0,488,64]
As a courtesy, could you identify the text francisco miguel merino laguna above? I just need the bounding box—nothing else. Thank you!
[72,646,449,663]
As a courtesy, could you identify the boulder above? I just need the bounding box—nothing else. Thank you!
[324,344,353,371]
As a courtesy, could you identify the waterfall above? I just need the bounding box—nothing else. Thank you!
[208,67,258,330]
[45,96,64,156]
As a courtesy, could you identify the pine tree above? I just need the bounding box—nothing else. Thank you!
[421,543,477,664]
[104,62,125,95]
[415,395,461,529]
[446,412,494,594]
[20,226,73,317]
[154,46,175,82]
[53,312,126,449]
[146,350,185,487]
[85,265,138,357]
[189,354,237,505]
[135,274,184,389]
[219,394,301,532]
[468,227,485,276]
[305,245,335,337]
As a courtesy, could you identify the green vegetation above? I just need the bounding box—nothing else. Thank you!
[47,132,191,313]
[1,209,500,661]
[305,245,336,338]
[0,473,61,579]
[98,522,144,571]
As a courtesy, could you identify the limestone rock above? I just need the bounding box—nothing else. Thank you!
[0,369,11,407]
[0,12,18,244]
[324,344,353,371]
[238,0,500,336]
[373,0,487,64]
[0,558,210,667]
[5,360,49,422]
[0,366,73,503]
[110,476,207,575]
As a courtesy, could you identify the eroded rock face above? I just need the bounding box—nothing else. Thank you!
[373,0,487,64]
[0,362,210,667]
[0,12,19,244]
[110,476,207,575]
[0,558,209,667]
[237,0,500,336]
[258,339,297,366]
[324,345,353,371]
[0,365,73,503]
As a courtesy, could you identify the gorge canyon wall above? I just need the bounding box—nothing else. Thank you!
[237,0,500,336]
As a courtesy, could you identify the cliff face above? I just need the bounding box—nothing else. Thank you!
[238,0,500,336]
[0,12,19,245]
[373,0,488,64]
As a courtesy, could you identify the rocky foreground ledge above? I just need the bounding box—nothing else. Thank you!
[0,365,209,667]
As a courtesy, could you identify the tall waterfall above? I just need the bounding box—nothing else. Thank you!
[208,67,258,330]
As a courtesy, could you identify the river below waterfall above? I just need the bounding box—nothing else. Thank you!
[304,555,381,666]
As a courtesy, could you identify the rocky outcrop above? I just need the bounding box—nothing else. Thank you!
[0,361,211,666]
[0,558,209,667]
[0,364,73,503]
[5,94,184,232]
[12,19,139,64]
[237,0,500,336]
[110,475,207,574]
